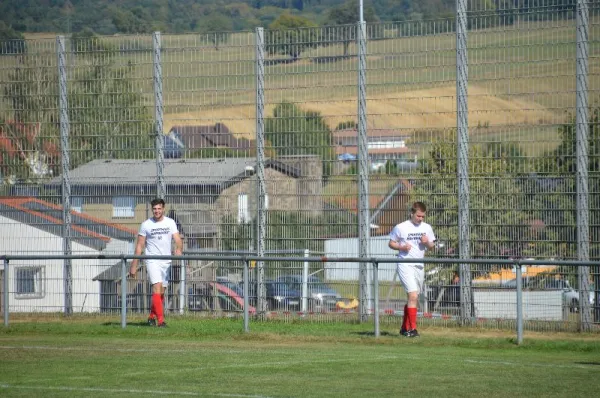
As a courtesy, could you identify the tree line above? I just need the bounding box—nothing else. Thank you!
[0,0,578,38]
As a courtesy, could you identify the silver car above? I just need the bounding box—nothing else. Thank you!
[504,277,594,312]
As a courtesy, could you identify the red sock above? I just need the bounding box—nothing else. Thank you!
[152,293,164,324]
[402,305,410,331]
[407,307,418,330]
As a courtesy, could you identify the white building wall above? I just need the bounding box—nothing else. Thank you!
[474,290,563,320]
[0,216,133,313]
[324,236,398,281]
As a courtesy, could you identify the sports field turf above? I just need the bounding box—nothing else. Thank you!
[1,317,599,397]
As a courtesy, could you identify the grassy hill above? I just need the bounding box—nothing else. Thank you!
[8,17,595,161]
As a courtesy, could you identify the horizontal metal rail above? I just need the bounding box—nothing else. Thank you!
[2,254,598,344]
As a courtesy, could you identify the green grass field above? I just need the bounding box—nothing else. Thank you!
[1,317,599,397]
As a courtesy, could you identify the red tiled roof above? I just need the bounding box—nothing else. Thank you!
[0,196,137,241]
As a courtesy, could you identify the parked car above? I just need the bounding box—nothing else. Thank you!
[503,277,594,312]
[337,153,357,162]
[275,275,341,311]
[188,281,255,313]
[216,276,244,297]
[242,280,302,311]
[265,281,302,311]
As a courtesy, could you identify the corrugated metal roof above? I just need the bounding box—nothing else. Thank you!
[48,158,302,186]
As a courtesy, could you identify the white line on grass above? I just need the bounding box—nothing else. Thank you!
[0,345,245,354]
[463,359,593,369]
[0,384,271,398]
[124,354,405,377]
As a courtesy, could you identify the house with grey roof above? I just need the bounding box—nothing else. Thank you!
[46,156,324,252]
[164,123,252,158]
[0,197,136,313]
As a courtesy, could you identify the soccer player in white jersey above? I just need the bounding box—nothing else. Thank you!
[129,198,182,327]
[388,201,436,337]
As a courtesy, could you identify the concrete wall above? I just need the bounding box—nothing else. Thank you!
[473,289,563,320]
[324,236,397,281]
[81,203,149,232]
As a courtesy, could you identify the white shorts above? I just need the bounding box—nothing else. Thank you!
[146,261,171,286]
[396,264,424,294]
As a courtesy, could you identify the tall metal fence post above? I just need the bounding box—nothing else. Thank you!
[153,31,166,199]
[57,35,73,316]
[357,19,370,323]
[255,27,267,318]
[373,261,379,338]
[302,249,309,313]
[456,0,472,325]
[515,260,523,345]
[3,257,8,327]
[576,0,592,330]
[243,259,250,333]
[179,257,186,314]
[121,256,127,329]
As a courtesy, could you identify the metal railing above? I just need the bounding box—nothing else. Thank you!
[2,253,598,345]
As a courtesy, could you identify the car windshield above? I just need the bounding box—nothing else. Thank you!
[310,282,332,291]
[268,282,296,294]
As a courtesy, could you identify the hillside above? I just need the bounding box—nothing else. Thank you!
[164,84,558,150]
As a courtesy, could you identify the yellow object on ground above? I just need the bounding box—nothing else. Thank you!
[336,297,359,310]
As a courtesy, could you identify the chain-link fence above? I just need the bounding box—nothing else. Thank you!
[0,2,599,330]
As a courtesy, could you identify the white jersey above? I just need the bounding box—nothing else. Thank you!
[138,216,179,263]
[389,219,436,267]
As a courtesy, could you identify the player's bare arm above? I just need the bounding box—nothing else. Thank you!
[173,233,183,256]
[129,235,146,277]
[389,239,411,252]
[420,234,435,250]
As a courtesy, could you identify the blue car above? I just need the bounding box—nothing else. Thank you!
[338,153,357,162]
[265,281,302,311]
[241,280,302,311]
[275,275,341,311]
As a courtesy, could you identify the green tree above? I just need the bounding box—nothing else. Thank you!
[2,33,153,182]
[197,12,234,50]
[2,53,59,181]
[265,102,335,178]
[110,7,153,34]
[67,33,153,167]
[530,108,600,259]
[411,130,538,260]
[220,210,357,254]
[0,21,26,55]
[324,0,379,56]
[267,13,318,60]
[537,109,600,174]
[335,120,356,130]
[484,140,527,174]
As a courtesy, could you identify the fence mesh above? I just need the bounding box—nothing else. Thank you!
[0,2,599,330]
